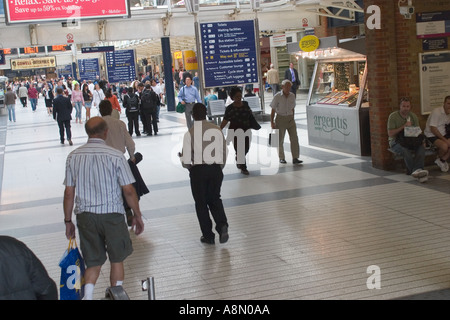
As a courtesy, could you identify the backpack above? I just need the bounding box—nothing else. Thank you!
[127,94,139,112]
[141,89,158,111]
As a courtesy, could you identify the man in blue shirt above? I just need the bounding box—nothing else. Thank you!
[178,75,202,129]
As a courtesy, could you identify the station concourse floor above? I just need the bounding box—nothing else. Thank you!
[1,91,450,301]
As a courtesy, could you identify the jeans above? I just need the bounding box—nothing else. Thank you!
[389,141,425,174]
[29,98,37,111]
[7,104,15,122]
[73,101,82,120]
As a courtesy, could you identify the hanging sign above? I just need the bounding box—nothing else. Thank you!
[299,35,320,52]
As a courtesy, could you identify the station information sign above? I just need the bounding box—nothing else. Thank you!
[105,49,136,83]
[78,58,100,81]
[200,20,259,88]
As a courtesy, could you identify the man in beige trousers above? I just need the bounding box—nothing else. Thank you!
[270,79,302,165]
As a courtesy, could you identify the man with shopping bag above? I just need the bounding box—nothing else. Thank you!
[63,117,145,300]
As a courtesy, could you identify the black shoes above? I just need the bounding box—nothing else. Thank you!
[293,158,303,164]
[279,159,287,164]
[200,236,215,244]
[241,168,249,175]
[68,140,73,146]
[219,225,229,244]
[200,225,229,245]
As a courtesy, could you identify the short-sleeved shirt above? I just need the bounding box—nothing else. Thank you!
[64,138,135,215]
[424,106,450,138]
[387,111,420,143]
[270,91,296,116]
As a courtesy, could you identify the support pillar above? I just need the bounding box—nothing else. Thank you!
[161,37,175,112]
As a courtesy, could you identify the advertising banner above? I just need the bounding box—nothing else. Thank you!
[10,56,56,70]
[4,0,130,24]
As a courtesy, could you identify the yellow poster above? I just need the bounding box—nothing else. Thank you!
[183,50,198,71]
[10,56,57,70]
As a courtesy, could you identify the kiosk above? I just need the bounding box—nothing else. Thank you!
[301,37,370,156]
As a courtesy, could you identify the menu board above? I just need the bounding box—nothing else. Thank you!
[419,50,450,114]
[200,20,259,88]
[78,58,100,81]
[105,49,136,83]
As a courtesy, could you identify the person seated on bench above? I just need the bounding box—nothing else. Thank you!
[387,97,428,182]
[424,95,450,172]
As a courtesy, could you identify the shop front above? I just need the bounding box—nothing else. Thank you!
[294,36,370,156]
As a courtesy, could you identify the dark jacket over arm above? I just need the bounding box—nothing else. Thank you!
[0,236,58,300]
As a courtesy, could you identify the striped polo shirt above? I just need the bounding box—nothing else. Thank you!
[64,138,135,215]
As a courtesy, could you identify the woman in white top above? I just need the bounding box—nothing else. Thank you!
[91,83,105,109]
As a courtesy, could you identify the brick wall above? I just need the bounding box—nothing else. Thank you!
[364,0,450,170]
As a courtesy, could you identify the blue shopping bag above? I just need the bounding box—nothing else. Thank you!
[59,238,85,300]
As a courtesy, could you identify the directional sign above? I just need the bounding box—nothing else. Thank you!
[200,20,259,88]
[78,58,100,81]
[105,49,136,83]
[81,46,115,54]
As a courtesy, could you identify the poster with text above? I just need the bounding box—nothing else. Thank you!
[4,0,129,24]
[419,51,450,114]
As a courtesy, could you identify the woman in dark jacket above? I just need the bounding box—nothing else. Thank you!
[0,236,57,300]
[220,86,254,175]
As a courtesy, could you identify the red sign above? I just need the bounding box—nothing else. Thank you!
[66,33,74,43]
[4,0,130,24]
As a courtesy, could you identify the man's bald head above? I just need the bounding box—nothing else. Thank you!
[85,117,108,139]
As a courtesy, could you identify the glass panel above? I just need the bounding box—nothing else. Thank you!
[310,61,366,107]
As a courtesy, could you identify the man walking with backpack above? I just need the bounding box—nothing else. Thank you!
[123,87,141,136]
[140,84,159,136]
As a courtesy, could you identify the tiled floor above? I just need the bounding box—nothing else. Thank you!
[1,91,450,300]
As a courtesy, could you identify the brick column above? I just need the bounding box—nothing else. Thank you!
[364,0,399,170]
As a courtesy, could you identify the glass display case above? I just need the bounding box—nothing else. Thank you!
[306,57,371,156]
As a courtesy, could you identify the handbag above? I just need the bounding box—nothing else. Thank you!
[268,130,277,147]
[176,102,185,113]
[59,238,85,300]
[176,87,185,113]
[396,129,425,150]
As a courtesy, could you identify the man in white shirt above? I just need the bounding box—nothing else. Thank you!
[270,79,302,165]
[424,96,450,172]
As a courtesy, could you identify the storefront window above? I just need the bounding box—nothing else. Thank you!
[310,60,366,107]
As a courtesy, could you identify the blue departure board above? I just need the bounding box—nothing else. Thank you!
[78,58,100,81]
[200,20,259,88]
[105,49,136,83]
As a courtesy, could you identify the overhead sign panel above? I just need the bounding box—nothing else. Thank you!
[4,0,130,24]
[81,46,114,54]
[200,20,259,88]
[78,58,100,81]
[105,49,136,83]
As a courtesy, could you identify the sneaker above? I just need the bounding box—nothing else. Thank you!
[435,158,449,172]
[411,169,428,179]
[279,159,287,164]
[68,140,73,146]
[293,158,303,164]
[418,176,428,183]
[241,168,249,175]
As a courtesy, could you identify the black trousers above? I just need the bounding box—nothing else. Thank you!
[58,120,71,143]
[189,164,228,240]
[127,112,140,135]
[143,109,158,135]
